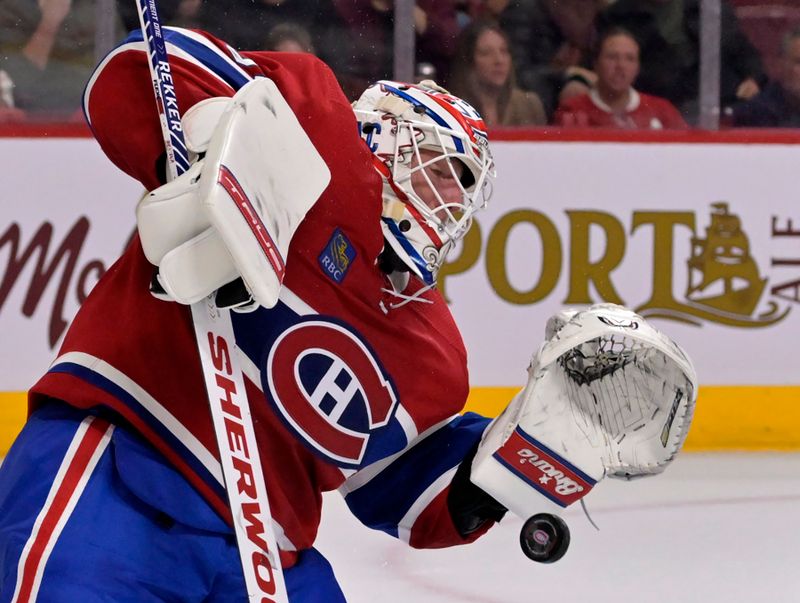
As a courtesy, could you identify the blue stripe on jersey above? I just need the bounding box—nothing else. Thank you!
[381,217,434,286]
[380,83,465,154]
[229,301,291,368]
[343,412,490,538]
[123,28,252,91]
[231,304,410,469]
[47,362,227,505]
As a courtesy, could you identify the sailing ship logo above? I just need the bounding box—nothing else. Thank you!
[685,202,766,316]
[638,202,790,328]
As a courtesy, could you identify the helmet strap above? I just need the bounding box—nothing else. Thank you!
[374,95,412,117]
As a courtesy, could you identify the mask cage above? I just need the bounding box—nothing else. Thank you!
[389,118,494,245]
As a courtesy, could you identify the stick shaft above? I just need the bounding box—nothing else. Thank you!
[133,4,288,600]
[134,0,190,178]
[190,300,288,602]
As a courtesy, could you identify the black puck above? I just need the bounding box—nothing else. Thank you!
[519,513,570,563]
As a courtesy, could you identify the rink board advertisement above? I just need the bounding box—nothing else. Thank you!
[1,132,799,451]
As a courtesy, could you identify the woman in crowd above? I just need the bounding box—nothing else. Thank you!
[481,0,607,120]
[554,27,688,129]
[449,20,546,127]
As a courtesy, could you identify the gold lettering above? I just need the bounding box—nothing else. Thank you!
[564,211,624,305]
[633,210,789,327]
[486,210,561,304]
[631,212,695,313]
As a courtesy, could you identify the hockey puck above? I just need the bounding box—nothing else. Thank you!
[519,513,570,563]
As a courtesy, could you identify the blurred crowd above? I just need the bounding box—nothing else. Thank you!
[2,0,800,129]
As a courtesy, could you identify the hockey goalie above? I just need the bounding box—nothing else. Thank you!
[0,25,696,602]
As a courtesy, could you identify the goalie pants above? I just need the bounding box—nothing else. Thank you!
[0,402,347,603]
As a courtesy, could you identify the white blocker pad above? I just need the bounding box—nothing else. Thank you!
[136,98,233,265]
[197,77,331,308]
[137,158,240,305]
[471,304,697,520]
[137,161,209,266]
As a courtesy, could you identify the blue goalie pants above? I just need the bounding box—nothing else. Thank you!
[0,402,347,603]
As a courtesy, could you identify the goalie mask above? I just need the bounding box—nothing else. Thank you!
[353,80,496,286]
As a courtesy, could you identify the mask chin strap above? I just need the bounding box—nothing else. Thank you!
[377,217,436,313]
[379,281,435,313]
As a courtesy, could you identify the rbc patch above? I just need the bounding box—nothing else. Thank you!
[318,229,356,283]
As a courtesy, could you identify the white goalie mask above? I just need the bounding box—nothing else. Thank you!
[353,80,496,286]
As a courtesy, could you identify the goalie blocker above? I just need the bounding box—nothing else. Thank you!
[471,304,697,521]
[136,77,331,309]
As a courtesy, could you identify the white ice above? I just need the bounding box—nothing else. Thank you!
[316,453,800,603]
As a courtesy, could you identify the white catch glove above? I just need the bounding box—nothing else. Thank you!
[136,77,331,308]
[471,303,697,520]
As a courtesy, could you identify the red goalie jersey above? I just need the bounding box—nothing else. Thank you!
[29,28,492,567]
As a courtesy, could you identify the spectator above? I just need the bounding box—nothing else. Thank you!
[0,0,123,119]
[115,0,182,31]
[173,0,202,29]
[599,0,766,123]
[449,20,546,127]
[486,0,609,119]
[193,1,337,51]
[265,22,316,54]
[0,69,25,122]
[331,0,460,100]
[192,1,346,82]
[554,27,688,129]
[733,26,800,127]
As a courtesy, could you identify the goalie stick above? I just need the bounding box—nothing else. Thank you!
[134,2,288,600]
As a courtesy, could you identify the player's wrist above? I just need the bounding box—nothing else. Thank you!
[447,444,508,538]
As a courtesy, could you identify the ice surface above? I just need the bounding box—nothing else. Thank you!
[316,453,800,603]
[1,452,795,602]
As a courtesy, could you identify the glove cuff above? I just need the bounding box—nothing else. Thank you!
[447,445,507,538]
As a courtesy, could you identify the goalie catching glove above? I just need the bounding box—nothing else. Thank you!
[136,77,331,309]
[470,304,697,521]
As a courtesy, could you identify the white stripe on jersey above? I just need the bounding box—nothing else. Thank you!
[169,27,254,83]
[49,351,223,486]
[394,405,419,445]
[396,465,458,544]
[83,27,254,126]
[11,416,114,603]
[279,285,319,317]
[47,351,298,552]
[338,413,459,496]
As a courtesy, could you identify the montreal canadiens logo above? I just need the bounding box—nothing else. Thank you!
[265,319,398,467]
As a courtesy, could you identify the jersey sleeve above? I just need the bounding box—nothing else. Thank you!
[83,28,259,190]
[338,412,497,549]
[84,27,354,193]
